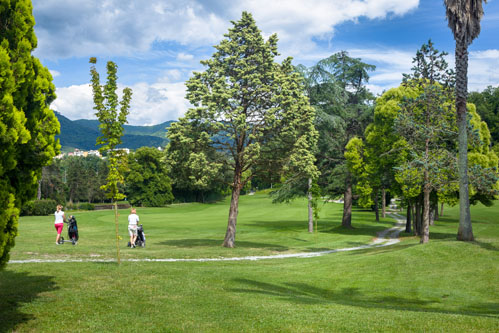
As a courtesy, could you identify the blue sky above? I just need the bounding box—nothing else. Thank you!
[32,0,499,125]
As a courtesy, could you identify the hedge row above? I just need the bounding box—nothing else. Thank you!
[21,200,95,216]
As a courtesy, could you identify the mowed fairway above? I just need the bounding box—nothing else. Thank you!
[1,193,498,332]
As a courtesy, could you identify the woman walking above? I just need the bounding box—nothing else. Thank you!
[54,204,66,244]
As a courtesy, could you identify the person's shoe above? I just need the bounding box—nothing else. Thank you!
[55,242,60,245]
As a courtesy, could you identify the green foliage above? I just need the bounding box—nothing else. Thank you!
[299,52,375,197]
[344,137,373,207]
[89,58,132,202]
[77,202,95,211]
[0,0,60,268]
[20,199,58,216]
[166,12,318,246]
[469,86,499,146]
[125,147,173,207]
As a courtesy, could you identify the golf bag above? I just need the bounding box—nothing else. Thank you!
[60,215,79,245]
[128,224,146,248]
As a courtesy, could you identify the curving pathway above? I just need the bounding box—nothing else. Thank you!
[9,213,406,264]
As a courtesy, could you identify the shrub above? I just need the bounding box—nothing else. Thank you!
[77,202,94,210]
[21,199,58,216]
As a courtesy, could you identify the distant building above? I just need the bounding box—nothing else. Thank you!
[109,148,130,155]
[54,149,102,159]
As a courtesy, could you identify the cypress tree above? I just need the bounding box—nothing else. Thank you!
[0,0,60,268]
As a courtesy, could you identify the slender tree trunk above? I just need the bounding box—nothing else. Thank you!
[114,201,120,264]
[37,180,42,200]
[434,201,439,221]
[440,202,444,217]
[223,170,242,248]
[430,204,435,226]
[455,37,474,241]
[307,178,313,233]
[342,172,353,228]
[421,184,430,243]
[374,190,379,222]
[412,204,417,235]
[422,137,431,244]
[405,202,412,233]
[415,197,422,236]
[381,188,386,218]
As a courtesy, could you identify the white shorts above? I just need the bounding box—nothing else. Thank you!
[128,225,137,236]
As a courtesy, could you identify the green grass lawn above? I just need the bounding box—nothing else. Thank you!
[1,193,498,332]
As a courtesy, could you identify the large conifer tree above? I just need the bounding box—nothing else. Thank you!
[167,12,318,248]
[0,0,60,268]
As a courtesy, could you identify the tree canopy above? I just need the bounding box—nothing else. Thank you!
[299,52,375,228]
[0,0,60,268]
[166,12,318,247]
[125,147,173,207]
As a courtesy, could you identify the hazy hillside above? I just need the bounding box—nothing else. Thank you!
[74,119,174,138]
[55,113,172,152]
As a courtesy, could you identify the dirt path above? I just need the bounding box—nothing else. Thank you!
[9,213,406,264]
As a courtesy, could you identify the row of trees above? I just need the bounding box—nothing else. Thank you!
[163,11,498,248]
[38,148,173,208]
[345,41,498,244]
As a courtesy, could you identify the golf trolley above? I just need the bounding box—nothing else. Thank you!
[59,215,79,245]
[128,224,146,248]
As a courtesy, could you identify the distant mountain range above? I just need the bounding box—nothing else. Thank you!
[55,112,174,152]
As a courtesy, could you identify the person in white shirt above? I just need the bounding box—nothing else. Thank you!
[128,208,140,248]
[54,204,66,244]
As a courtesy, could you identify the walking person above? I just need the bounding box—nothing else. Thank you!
[128,208,140,248]
[54,204,66,244]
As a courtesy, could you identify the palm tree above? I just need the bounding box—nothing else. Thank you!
[444,0,487,241]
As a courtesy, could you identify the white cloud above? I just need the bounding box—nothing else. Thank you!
[33,0,228,59]
[469,49,499,91]
[128,81,190,125]
[33,0,419,60]
[176,52,194,61]
[52,84,94,119]
[52,80,190,125]
[231,0,420,60]
[49,69,61,77]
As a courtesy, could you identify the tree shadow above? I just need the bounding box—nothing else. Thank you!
[323,223,390,237]
[244,219,334,233]
[228,278,499,318]
[348,242,419,256]
[473,240,499,252]
[427,231,457,240]
[159,239,289,251]
[0,270,58,332]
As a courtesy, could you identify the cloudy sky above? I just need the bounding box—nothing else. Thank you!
[33,0,499,126]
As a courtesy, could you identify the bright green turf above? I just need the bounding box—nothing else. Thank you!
[1,194,498,332]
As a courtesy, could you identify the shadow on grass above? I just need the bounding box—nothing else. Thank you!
[229,278,499,318]
[323,223,390,237]
[348,242,419,256]
[473,240,499,252]
[244,219,335,233]
[159,239,289,251]
[0,270,58,332]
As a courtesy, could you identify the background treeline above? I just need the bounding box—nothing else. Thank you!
[30,48,499,231]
